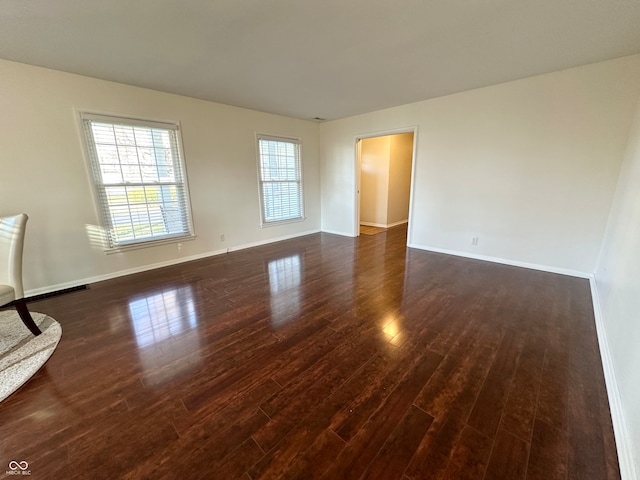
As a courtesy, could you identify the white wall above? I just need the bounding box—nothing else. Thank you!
[0,59,321,294]
[360,136,390,225]
[595,95,640,479]
[387,132,413,225]
[320,55,640,274]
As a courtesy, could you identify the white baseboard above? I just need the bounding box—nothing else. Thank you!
[320,228,354,237]
[25,228,321,297]
[387,219,409,228]
[407,243,591,278]
[590,276,639,480]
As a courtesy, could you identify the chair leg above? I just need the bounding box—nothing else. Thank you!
[15,299,41,336]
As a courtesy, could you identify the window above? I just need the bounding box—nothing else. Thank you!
[81,113,193,249]
[257,135,304,225]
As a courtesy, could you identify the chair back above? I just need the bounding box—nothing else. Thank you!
[0,214,28,299]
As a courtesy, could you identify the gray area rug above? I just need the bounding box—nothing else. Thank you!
[0,311,62,402]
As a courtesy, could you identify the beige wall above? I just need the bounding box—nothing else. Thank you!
[387,132,413,225]
[0,59,321,294]
[359,133,413,227]
[360,136,390,226]
[595,95,640,479]
[321,55,640,274]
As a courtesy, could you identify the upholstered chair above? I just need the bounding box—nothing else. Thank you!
[0,214,41,335]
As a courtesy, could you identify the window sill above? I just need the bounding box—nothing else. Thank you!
[260,217,306,228]
[105,234,196,254]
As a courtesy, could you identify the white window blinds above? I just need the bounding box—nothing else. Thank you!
[81,113,193,249]
[257,135,304,225]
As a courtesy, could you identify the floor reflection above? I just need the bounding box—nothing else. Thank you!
[267,254,302,328]
[129,286,197,348]
[128,286,202,385]
[381,314,401,338]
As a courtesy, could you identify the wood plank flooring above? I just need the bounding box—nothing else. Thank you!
[359,225,387,235]
[0,225,619,479]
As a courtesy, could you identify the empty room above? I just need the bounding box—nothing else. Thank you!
[1,1,640,479]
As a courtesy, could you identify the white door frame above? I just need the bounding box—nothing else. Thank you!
[353,126,418,243]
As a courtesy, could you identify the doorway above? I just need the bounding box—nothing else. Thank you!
[355,130,416,239]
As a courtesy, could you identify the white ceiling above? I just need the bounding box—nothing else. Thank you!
[2,0,640,121]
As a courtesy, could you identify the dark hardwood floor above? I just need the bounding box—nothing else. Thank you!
[0,225,619,479]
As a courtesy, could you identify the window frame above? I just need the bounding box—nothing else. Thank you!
[256,134,305,227]
[80,112,195,252]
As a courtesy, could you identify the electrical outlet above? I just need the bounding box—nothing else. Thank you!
[220,233,225,242]
[471,236,479,246]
